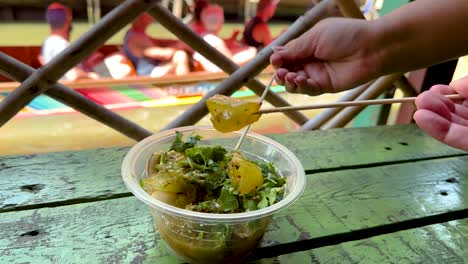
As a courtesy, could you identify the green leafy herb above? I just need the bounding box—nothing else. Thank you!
[145,132,287,214]
[258,161,286,188]
[185,146,227,167]
[257,187,283,209]
[243,198,257,211]
[217,186,239,212]
[204,161,228,191]
[182,146,228,191]
[187,199,218,212]
[160,152,167,164]
[170,131,202,153]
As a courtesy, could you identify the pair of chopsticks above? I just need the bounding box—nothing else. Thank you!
[256,94,464,114]
[234,76,275,150]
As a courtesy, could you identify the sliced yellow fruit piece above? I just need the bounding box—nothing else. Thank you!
[206,94,261,133]
[142,173,185,193]
[228,152,264,195]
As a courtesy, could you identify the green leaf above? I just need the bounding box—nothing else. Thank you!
[257,193,269,209]
[169,131,185,152]
[183,146,228,191]
[217,186,239,212]
[186,200,219,213]
[185,146,227,167]
[205,163,227,191]
[257,161,286,188]
[170,131,202,153]
[186,133,202,148]
[211,146,228,162]
[185,147,207,167]
[160,152,167,164]
[267,187,282,205]
[243,198,257,211]
[257,187,283,209]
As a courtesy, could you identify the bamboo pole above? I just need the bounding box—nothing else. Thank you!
[377,75,417,126]
[0,53,152,141]
[148,2,328,127]
[0,0,155,128]
[144,7,307,126]
[154,0,335,130]
[322,73,402,129]
[298,81,372,131]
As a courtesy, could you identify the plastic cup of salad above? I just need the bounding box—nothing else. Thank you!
[121,126,306,264]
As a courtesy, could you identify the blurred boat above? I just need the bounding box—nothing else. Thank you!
[0,0,313,22]
[0,44,282,122]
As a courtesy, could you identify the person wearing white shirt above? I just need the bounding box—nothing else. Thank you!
[40,2,98,81]
[193,4,256,73]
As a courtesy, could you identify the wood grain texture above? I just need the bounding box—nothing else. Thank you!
[0,147,129,211]
[0,125,465,211]
[254,219,467,264]
[247,124,465,172]
[0,156,466,263]
[0,125,465,210]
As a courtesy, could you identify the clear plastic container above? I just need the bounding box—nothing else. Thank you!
[121,126,306,264]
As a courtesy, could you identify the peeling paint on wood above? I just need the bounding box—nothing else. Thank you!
[0,155,466,263]
[0,125,465,211]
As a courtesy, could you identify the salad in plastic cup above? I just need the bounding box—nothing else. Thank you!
[121,126,306,264]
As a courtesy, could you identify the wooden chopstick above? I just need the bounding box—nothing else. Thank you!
[256,94,465,114]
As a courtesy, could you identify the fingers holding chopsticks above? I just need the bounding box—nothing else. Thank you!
[413,79,468,151]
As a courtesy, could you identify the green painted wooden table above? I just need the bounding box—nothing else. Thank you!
[0,124,467,263]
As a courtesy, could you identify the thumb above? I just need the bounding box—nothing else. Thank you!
[273,37,316,62]
[450,75,468,98]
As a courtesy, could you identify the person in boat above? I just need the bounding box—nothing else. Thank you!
[189,0,241,53]
[122,13,190,77]
[40,2,99,81]
[190,0,210,35]
[242,0,279,50]
[192,4,256,72]
[270,0,468,151]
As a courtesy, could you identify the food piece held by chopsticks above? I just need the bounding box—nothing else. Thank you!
[206,94,261,133]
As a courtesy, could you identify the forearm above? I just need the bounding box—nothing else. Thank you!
[372,0,468,75]
[64,68,96,81]
[144,47,175,60]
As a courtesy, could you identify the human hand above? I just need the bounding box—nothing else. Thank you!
[87,72,100,80]
[228,29,240,40]
[413,76,468,151]
[270,17,382,95]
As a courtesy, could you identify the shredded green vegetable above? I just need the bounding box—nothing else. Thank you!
[142,131,286,213]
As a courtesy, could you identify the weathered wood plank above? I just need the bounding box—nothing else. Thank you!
[271,124,466,173]
[335,219,466,264]
[0,156,466,262]
[0,147,129,211]
[254,219,467,264]
[261,156,467,243]
[0,125,465,211]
